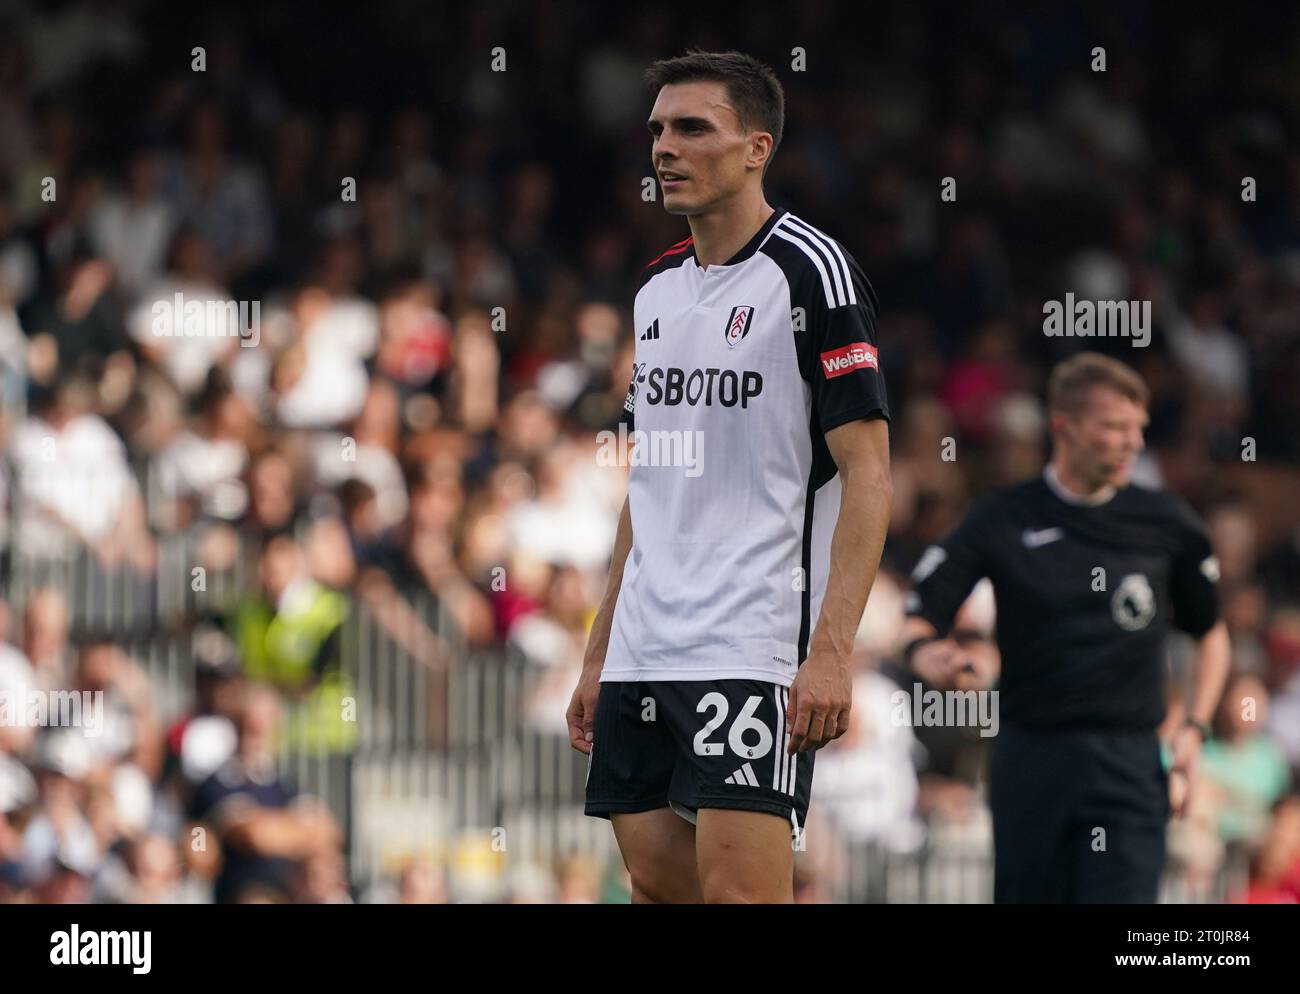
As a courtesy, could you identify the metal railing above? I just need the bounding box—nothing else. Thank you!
[0,494,1252,902]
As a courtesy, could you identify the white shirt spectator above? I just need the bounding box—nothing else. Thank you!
[1268,670,1300,773]
[0,753,36,814]
[0,643,37,753]
[9,414,136,557]
[151,430,249,523]
[505,445,619,572]
[0,238,37,307]
[1167,315,1250,398]
[129,278,242,396]
[812,671,926,853]
[510,613,584,736]
[505,495,617,572]
[277,298,378,428]
[312,433,408,529]
[0,644,36,702]
[89,194,175,297]
[0,304,26,386]
[22,805,101,882]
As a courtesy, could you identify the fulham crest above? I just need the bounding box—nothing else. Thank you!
[725,305,754,347]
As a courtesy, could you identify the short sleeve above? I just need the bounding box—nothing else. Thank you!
[797,248,890,434]
[1169,502,1220,637]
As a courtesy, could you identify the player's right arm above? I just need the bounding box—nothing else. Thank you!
[566,494,634,754]
[899,498,993,690]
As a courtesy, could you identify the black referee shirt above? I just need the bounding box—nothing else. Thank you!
[905,472,1220,732]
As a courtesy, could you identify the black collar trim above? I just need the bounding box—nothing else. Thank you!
[722,205,788,266]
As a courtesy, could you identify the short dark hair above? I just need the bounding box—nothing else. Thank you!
[644,50,784,177]
[1048,352,1150,415]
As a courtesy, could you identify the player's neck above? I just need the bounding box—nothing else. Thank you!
[1044,461,1116,506]
[688,193,775,270]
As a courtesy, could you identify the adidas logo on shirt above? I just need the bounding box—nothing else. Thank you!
[640,318,660,341]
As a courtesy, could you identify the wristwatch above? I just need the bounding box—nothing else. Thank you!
[1183,716,1212,741]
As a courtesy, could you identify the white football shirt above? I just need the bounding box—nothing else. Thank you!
[602,207,890,686]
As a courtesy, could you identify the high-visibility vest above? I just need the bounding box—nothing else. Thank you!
[231,584,358,754]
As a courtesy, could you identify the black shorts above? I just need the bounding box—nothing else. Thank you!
[584,679,813,833]
[989,725,1169,903]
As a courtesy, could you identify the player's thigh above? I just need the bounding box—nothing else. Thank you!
[657,678,805,904]
[695,807,794,904]
[611,808,703,904]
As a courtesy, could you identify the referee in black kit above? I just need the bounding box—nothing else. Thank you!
[900,352,1231,903]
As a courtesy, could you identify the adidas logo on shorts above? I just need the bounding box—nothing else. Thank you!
[724,762,760,787]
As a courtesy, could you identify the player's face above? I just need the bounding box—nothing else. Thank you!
[647,81,763,215]
[1059,386,1148,489]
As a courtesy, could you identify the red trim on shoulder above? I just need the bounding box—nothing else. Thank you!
[645,236,694,269]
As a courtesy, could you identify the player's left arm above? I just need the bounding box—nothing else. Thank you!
[787,416,892,754]
[786,249,892,754]
[1166,507,1230,816]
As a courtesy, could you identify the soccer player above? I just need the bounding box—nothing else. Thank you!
[901,352,1231,903]
[566,51,892,904]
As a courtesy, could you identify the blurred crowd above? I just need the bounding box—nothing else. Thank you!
[1,1,1299,902]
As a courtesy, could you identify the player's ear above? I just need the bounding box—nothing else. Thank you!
[1049,409,1070,443]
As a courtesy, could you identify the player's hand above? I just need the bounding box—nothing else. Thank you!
[566,667,601,755]
[786,650,851,754]
[1168,725,1202,818]
[910,638,973,691]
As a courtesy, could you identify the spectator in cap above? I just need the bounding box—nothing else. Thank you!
[162,624,242,793]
